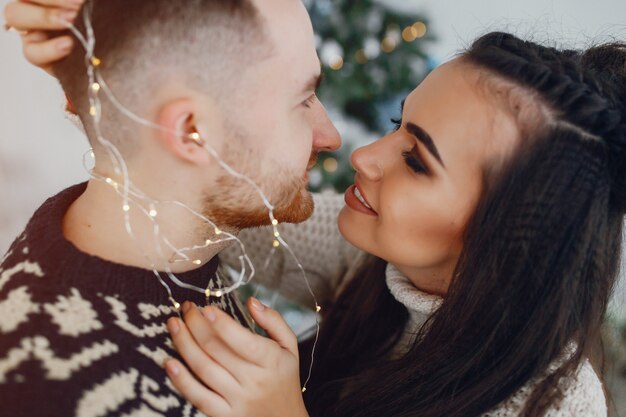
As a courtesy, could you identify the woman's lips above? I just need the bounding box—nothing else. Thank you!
[345,184,378,216]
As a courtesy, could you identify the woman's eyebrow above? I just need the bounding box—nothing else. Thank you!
[406,122,445,168]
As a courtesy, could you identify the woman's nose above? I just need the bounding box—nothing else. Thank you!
[351,143,383,181]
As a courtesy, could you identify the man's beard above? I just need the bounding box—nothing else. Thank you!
[202,152,318,231]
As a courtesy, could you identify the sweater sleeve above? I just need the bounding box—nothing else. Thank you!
[484,358,607,417]
[544,359,607,417]
[220,192,368,309]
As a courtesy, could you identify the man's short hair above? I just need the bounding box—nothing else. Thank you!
[54,0,268,153]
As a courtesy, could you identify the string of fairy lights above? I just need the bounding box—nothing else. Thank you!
[64,1,320,391]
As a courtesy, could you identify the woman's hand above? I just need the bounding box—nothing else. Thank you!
[165,298,309,417]
[3,0,83,75]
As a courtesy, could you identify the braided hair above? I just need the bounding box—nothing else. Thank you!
[468,33,626,212]
[303,33,626,417]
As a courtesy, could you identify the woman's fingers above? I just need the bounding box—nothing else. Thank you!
[4,0,79,73]
[164,358,231,416]
[247,297,299,357]
[183,303,254,383]
[167,315,239,397]
[4,1,78,31]
[21,0,84,8]
[202,305,276,366]
[22,31,73,71]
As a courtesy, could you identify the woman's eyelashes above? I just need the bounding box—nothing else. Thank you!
[402,145,428,174]
[391,118,428,175]
[391,117,403,132]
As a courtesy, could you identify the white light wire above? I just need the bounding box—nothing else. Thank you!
[66,2,321,391]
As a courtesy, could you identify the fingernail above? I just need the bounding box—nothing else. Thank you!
[250,297,266,312]
[165,360,180,377]
[58,10,78,23]
[167,318,180,336]
[203,307,217,322]
[181,301,192,314]
[57,38,73,52]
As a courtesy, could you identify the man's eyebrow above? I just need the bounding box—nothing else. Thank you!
[406,122,445,168]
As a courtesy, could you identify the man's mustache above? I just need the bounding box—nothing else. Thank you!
[307,152,319,171]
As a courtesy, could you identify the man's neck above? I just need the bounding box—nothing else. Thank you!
[63,179,229,272]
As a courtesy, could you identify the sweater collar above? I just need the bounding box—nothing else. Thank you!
[28,182,220,289]
[385,263,443,318]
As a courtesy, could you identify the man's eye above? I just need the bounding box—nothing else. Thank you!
[402,146,428,175]
[303,94,317,108]
[391,117,402,131]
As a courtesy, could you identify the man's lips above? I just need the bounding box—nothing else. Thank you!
[307,155,319,171]
[303,153,319,183]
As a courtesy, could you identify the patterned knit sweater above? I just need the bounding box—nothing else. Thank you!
[0,183,252,417]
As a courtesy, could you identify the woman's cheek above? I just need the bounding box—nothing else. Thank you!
[381,192,463,267]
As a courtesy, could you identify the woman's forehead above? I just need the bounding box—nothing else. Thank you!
[405,60,519,170]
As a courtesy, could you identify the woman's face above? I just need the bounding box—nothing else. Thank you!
[338,58,520,295]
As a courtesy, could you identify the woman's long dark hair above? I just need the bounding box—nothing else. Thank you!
[302,33,626,417]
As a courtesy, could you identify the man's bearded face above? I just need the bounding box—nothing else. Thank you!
[202,148,318,231]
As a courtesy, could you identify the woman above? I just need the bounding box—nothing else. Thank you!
[165,34,625,417]
[6,3,625,417]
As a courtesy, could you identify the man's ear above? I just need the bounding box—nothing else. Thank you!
[156,99,216,166]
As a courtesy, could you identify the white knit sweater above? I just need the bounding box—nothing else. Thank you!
[222,192,608,417]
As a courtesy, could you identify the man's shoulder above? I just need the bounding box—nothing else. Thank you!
[0,261,194,416]
[0,182,89,295]
[0,230,47,294]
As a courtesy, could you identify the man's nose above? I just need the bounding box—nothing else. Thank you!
[311,102,341,152]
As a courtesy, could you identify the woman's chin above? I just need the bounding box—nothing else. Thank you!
[338,207,373,254]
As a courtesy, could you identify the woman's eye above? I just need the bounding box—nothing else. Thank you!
[302,94,316,108]
[390,117,403,131]
[402,146,428,175]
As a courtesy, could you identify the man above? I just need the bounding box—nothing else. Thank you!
[0,0,341,415]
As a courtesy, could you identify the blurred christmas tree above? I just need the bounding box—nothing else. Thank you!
[304,0,436,193]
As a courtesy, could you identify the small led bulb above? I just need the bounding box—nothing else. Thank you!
[316,305,322,313]
[192,259,202,265]
[149,209,158,217]
[91,83,101,92]
[272,219,279,226]
[274,231,280,238]
[273,240,280,248]
[214,290,223,298]
[89,106,97,116]
[122,204,130,212]
[90,56,102,67]
[174,302,181,310]
[214,228,222,236]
